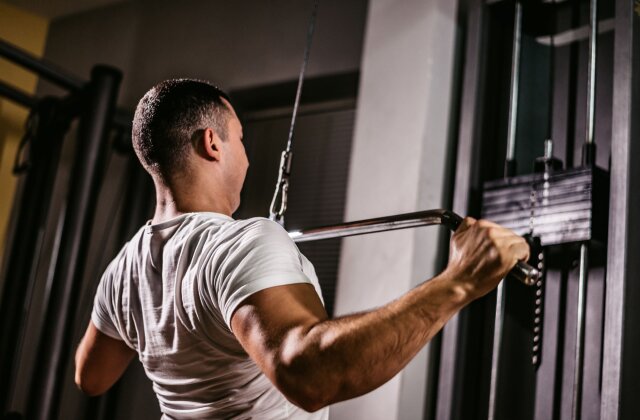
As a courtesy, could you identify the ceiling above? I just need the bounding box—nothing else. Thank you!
[3,0,129,19]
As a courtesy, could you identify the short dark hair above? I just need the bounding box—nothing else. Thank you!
[132,79,231,178]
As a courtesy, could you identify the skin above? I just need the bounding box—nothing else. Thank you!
[75,99,529,411]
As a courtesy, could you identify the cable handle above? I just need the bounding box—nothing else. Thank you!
[289,208,539,286]
[441,210,539,286]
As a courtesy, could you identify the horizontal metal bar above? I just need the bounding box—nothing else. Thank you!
[0,39,84,91]
[289,209,458,242]
[0,77,132,133]
[289,209,540,285]
[0,40,136,135]
[0,80,37,108]
[536,18,614,47]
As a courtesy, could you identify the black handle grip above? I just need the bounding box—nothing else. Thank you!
[441,210,540,286]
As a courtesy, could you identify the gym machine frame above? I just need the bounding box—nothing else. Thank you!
[0,40,123,420]
[434,1,640,420]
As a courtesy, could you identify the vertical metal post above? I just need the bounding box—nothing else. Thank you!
[573,0,598,418]
[489,3,523,419]
[0,99,70,414]
[487,282,506,420]
[436,0,489,418]
[572,244,589,420]
[601,1,640,418]
[583,0,598,166]
[504,1,523,177]
[26,65,121,420]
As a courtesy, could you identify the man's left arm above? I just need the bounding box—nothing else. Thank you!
[75,321,136,396]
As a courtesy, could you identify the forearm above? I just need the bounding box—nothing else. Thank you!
[278,270,470,409]
[75,322,135,396]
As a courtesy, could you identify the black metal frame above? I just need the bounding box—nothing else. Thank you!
[0,97,73,412]
[436,1,640,420]
[0,39,123,419]
[0,80,37,109]
[26,65,122,420]
[0,39,132,130]
[601,1,640,419]
[0,39,84,91]
[436,0,491,418]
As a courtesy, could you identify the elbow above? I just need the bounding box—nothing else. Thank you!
[278,379,330,412]
[74,368,106,397]
[288,389,328,413]
[273,357,333,412]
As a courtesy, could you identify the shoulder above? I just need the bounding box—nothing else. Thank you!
[101,225,147,282]
[235,217,290,236]
[178,214,285,239]
[226,217,297,248]
[178,216,296,264]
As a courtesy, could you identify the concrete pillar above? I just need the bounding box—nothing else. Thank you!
[331,0,459,419]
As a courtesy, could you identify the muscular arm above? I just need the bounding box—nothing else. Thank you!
[75,321,136,396]
[231,218,529,412]
[232,274,468,412]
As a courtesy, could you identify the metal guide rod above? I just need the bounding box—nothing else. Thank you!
[269,0,320,223]
[491,3,524,417]
[505,1,523,176]
[547,0,557,142]
[487,281,506,420]
[573,0,598,417]
[582,0,598,166]
[572,244,589,420]
[586,0,598,146]
[289,209,540,286]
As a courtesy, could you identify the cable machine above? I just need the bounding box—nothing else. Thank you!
[267,0,538,285]
[436,0,640,419]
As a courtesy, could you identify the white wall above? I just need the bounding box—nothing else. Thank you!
[332,0,459,419]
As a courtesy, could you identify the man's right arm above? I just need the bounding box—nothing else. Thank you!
[230,217,529,412]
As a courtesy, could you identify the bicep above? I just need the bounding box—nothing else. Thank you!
[75,321,136,396]
[230,283,328,379]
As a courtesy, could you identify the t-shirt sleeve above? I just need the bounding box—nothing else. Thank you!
[212,219,314,329]
[91,267,123,341]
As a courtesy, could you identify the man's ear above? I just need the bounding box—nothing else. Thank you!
[201,127,222,162]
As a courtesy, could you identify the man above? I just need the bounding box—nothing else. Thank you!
[75,79,529,419]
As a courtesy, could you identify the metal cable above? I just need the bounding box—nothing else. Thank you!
[269,0,320,224]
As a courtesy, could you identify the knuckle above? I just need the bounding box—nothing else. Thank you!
[486,227,499,239]
[487,244,500,261]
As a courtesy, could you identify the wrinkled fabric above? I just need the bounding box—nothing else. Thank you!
[92,212,328,419]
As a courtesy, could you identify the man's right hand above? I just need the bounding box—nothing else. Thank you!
[445,217,530,300]
[230,217,531,412]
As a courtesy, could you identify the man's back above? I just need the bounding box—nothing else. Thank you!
[92,212,328,419]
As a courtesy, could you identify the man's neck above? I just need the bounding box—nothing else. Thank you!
[151,179,233,224]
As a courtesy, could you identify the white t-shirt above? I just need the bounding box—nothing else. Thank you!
[91,212,329,420]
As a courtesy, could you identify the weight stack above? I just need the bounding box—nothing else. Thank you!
[481,167,609,247]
